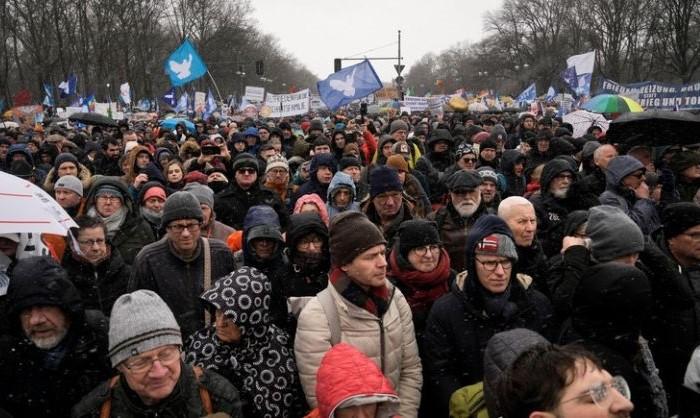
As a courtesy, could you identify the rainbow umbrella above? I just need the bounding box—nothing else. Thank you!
[582,94,643,113]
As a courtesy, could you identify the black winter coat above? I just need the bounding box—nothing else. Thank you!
[214,182,289,230]
[71,363,243,418]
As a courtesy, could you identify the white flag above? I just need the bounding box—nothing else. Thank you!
[119,82,131,105]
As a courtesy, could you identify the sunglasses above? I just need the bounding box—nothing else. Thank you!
[237,168,256,175]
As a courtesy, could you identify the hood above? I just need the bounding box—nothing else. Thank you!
[562,209,588,237]
[7,256,84,330]
[243,205,281,237]
[483,328,548,417]
[137,181,168,205]
[7,144,35,166]
[200,266,272,336]
[540,158,575,193]
[316,342,399,418]
[310,153,338,178]
[293,193,330,225]
[287,212,328,248]
[605,155,644,188]
[427,128,454,147]
[327,171,357,201]
[464,215,515,280]
[85,176,134,213]
[500,149,526,174]
[154,147,174,168]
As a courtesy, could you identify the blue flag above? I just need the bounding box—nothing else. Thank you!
[175,92,188,113]
[136,98,151,111]
[545,86,556,101]
[516,83,537,104]
[58,74,77,98]
[164,39,208,87]
[317,59,382,110]
[561,66,578,93]
[42,83,54,107]
[162,88,177,107]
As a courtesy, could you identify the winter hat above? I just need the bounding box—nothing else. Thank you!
[473,131,490,144]
[329,211,387,267]
[95,184,124,201]
[386,155,409,173]
[265,154,289,174]
[160,191,204,228]
[231,152,259,173]
[108,290,182,367]
[477,167,499,184]
[54,152,79,169]
[455,143,477,159]
[54,175,83,197]
[662,202,700,239]
[142,186,166,203]
[339,155,362,171]
[389,119,409,135]
[474,233,518,261]
[586,205,644,262]
[310,119,324,132]
[397,219,441,259]
[182,170,209,185]
[446,170,482,191]
[480,138,497,151]
[10,160,34,179]
[342,143,360,157]
[243,127,259,138]
[427,128,453,146]
[243,205,283,243]
[369,166,403,199]
[582,141,601,160]
[669,151,700,175]
[182,182,214,208]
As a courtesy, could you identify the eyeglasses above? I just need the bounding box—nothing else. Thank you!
[412,244,440,257]
[554,173,574,181]
[298,236,324,249]
[78,238,106,247]
[123,345,181,374]
[375,192,402,204]
[237,168,256,175]
[475,257,513,271]
[461,157,477,163]
[560,375,631,409]
[629,171,645,179]
[96,195,121,202]
[167,222,201,233]
[268,168,288,176]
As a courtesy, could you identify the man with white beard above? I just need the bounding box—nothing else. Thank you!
[429,170,487,271]
[0,256,112,417]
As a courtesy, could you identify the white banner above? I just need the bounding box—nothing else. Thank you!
[194,91,206,113]
[262,89,310,118]
[310,94,325,111]
[401,96,429,111]
[245,86,265,102]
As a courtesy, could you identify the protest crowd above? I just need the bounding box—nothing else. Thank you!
[3,74,700,418]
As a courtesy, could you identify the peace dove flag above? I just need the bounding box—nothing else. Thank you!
[164,39,208,87]
[317,59,382,110]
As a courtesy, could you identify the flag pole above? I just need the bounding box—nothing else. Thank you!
[206,70,225,105]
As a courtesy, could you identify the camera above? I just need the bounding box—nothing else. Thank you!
[201,146,219,156]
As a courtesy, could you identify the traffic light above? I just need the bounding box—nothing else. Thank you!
[334,58,342,72]
[255,60,264,76]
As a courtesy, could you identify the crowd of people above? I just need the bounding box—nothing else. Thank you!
[0,108,700,418]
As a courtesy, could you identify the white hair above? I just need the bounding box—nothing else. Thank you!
[498,196,534,220]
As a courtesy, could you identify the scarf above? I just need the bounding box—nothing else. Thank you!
[637,336,669,418]
[140,207,162,228]
[88,206,127,238]
[329,267,390,317]
[388,249,450,311]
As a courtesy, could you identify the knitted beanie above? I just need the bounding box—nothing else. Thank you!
[474,233,518,261]
[329,211,387,267]
[182,182,214,208]
[54,152,79,170]
[397,219,441,259]
[231,152,259,173]
[108,290,182,367]
[369,166,402,199]
[662,202,700,239]
[95,184,124,202]
[143,186,166,202]
[54,175,83,197]
[386,155,409,173]
[586,205,644,262]
[389,119,409,135]
[339,156,362,171]
[265,154,289,174]
[160,191,204,228]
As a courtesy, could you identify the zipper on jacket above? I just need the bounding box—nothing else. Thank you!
[94,270,104,313]
[379,317,386,373]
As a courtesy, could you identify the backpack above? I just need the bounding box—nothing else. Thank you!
[449,381,489,418]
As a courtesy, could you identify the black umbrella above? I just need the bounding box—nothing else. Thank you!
[68,112,119,127]
[606,110,700,147]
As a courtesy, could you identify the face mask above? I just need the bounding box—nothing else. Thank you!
[208,180,228,193]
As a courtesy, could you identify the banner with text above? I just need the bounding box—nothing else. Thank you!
[262,89,310,118]
[600,79,700,109]
[245,86,265,102]
[401,96,430,112]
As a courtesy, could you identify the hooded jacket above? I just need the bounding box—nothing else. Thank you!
[292,153,338,209]
[427,202,487,272]
[599,155,660,234]
[422,216,554,417]
[326,171,360,219]
[499,149,526,198]
[0,256,111,418]
[284,212,330,299]
[185,267,308,418]
[82,176,156,265]
[214,175,289,230]
[293,192,331,226]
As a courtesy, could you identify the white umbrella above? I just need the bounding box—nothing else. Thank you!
[468,102,488,112]
[563,110,609,137]
[0,172,77,235]
[0,121,19,129]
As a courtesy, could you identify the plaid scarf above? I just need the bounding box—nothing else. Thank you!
[329,266,390,317]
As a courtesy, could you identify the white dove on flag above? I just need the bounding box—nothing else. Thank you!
[329,67,357,97]
[169,54,193,80]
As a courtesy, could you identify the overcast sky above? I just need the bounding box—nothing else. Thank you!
[251,0,503,83]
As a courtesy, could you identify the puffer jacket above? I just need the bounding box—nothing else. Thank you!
[294,281,423,418]
[214,180,289,231]
[599,155,660,234]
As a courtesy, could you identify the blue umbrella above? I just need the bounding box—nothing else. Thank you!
[160,118,195,133]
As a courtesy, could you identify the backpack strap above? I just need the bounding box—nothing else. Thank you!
[317,288,342,346]
[98,375,121,418]
[202,237,212,327]
[193,366,214,415]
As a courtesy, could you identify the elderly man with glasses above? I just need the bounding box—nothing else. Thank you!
[129,191,236,338]
[73,290,242,417]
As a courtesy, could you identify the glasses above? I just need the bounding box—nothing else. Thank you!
[167,222,201,233]
[298,236,324,249]
[461,157,477,163]
[412,244,440,257]
[96,195,121,202]
[629,171,645,179]
[554,173,574,181]
[268,168,288,176]
[475,257,513,271]
[561,375,630,409]
[237,168,256,175]
[375,192,402,204]
[78,238,106,247]
[123,345,181,374]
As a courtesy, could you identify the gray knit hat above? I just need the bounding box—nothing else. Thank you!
[586,205,644,262]
[474,233,518,261]
[54,175,83,197]
[108,290,182,367]
[389,119,409,135]
[182,182,214,208]
[160,191,204,229]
